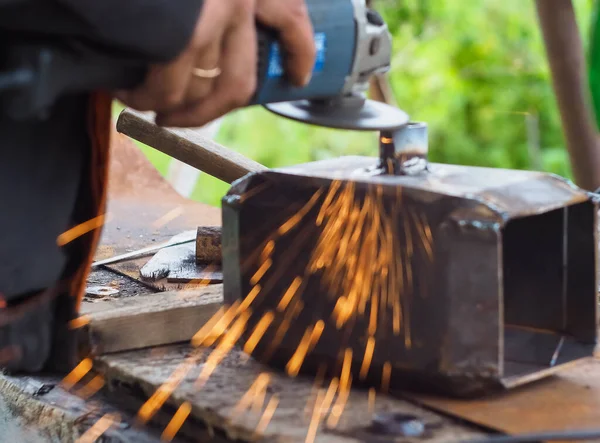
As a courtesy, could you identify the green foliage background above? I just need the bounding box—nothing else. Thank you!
[133,0,595,207]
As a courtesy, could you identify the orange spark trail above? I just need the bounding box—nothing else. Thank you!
[203,301,241,347]
[327,375,352,429]
[277,277,302,312]
[381,362,392,393]
[76,413,119,443]
[359,337,375,380]
[286,323,323,377]
[243,311,275,355]
[254,396,279,436]
[191,306,226,347]
[306,389,325,443]
[251,259,272,286]
[161,402,192,442]
[278,189,324,235]
[75,374,105,400]
[61,358,93,390]
[340,349,352,392]
[196,311,250,389]
[69,315,91,330]
[152,206,183,229]
[368,388,376,414]
[57,214,110,246]
[260,240,275,262]
[305,364,327,419]
[237,285,261,314]
[231,373,271,419]
[137,356,198,424]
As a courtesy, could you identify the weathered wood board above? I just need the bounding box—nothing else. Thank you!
[97,346,484,442]
[81,286,223,355]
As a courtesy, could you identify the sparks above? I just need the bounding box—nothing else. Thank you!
[326,375,352,429]
[243,311,275,356]
[250,259,272,286]
[196,311,250,389]
[75,374,105,400]
[61,358,93,391]
[137,352,201,424]
[277,277,302,312]
[191,306,226,347]
[286,325,317,377]
[340,349,352,392]
[368,388,376,414]
[75,413,120,443]
[254,395,279,436]
[68,315,91,330]
[381,361,392,393]
[260,240,275,262]
[359,337,375,380]
[161,401,192,442]
[237,285,261,314]
[278,189,324,235]
[305,389,325,443]
[231,373,271,419]
[57,214,111,247]
[152,206,184,229]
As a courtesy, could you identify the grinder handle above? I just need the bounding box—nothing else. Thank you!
[116,108,267,184]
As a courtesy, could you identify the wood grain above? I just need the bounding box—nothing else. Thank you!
[116,109,267,184]
[80,285,223,355]
[196,226,221,264]
[97,346,483,442]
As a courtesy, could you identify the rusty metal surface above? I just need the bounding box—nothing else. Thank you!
[222,156,597,397]
[275,156,589,217]
[407,357,600,436]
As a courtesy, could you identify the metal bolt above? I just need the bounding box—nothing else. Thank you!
[370,413,426,437]
[379,122,429,175]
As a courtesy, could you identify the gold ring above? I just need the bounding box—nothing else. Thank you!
[192,67,222,79]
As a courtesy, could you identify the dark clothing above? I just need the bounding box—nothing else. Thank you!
[0,0,203,371]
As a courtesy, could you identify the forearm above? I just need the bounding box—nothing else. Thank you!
[0,0,204,63]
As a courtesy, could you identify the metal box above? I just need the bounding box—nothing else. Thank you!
[222,156,598,397]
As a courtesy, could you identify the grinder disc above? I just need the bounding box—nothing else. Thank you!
[264,99,409,131]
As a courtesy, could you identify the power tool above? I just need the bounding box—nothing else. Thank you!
[0,0,409,131]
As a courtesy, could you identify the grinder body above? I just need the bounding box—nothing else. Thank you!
[252,0,357,105]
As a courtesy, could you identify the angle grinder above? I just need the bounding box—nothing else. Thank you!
[0,0,408,132]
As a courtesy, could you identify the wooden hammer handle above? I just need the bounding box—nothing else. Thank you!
[116,108,267,184]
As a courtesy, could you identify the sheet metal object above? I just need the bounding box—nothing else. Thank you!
[222,125,599,397]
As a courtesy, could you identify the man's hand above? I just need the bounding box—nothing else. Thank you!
[153,0,316,128]
[114,0,255,113]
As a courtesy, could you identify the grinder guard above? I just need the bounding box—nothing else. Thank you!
[222,157,598,398]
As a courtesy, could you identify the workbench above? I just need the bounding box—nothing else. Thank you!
[1,129,599,443]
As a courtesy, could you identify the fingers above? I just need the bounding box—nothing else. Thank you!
[256,0,316,87]
[184,0,231,103]
[157,0,258,127]
[115,0,230,112]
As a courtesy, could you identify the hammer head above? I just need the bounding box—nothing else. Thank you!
[222,156,598,398]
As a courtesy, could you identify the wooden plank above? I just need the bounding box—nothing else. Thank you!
[96,346,484,442]
[116,109,267,184]
[80,285,223,355]
[196,226,222,264]
[0,374,165,442]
